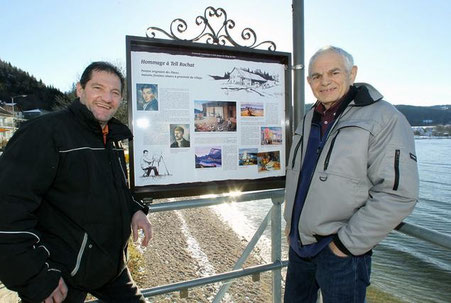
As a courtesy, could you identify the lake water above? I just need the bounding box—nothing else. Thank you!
[213,138,451,303]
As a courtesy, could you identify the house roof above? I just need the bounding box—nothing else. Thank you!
[230,68,267,82]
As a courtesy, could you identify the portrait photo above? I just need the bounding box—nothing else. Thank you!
[170,124,190,148]
[136,83,158,111]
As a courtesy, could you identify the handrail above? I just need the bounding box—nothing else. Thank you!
[146,188,285,212]
[395,222,451,250]
[141,261,288,297]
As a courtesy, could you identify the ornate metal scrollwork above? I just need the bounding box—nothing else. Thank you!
[146,6,277,51]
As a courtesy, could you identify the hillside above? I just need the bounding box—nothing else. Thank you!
[0,59,71,111]
[396,105,451,126]
[305,103,451,126]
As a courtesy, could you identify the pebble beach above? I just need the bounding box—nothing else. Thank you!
[131,206,278,302]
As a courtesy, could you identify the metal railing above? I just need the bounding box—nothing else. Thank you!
[90,188,451,302]
[142,188,286,302]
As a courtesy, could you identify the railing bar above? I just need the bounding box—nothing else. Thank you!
[147,189,285,213]
[213,205,273,302]
[140,261,288,298]
[395,222,451,250]
[271,197,283,303]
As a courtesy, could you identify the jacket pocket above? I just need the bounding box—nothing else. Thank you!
[323,129,340,171]
[393,149,400,190]
[289,134,303,169]
[69,236,118,290]
[70,232,88,277]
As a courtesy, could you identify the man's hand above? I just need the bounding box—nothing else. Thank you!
[131,210,152,247]
[284,225,290,245]
[328,241,348,257]
[43,277,67,303]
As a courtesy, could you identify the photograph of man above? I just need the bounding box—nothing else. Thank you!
[141,149,159,177]
[137,83,158,111]
[170,124,190,148]
[0,61,152,303]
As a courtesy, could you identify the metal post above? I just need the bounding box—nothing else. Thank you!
[292,0,305,129]
[213,206,272,302]
[271,196,283,303]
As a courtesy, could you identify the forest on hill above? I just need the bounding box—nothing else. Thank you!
[0,59,72,111]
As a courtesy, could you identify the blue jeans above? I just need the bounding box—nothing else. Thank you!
[284,245,371,303]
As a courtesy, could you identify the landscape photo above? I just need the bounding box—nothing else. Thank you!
[195,146,222,168]
[240,102,264,117]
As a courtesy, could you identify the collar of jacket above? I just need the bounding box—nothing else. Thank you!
[352,82,384,107]
[68,98,133,141]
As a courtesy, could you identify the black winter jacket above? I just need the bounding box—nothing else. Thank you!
[0,99,148,302]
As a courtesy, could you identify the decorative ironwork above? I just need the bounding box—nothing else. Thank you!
[146,6,276,51]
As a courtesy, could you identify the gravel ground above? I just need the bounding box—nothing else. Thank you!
[134,207,278,302]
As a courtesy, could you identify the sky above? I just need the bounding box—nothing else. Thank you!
[0,0,450,106]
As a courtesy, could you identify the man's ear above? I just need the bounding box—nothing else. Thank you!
[350,66,358,84]
[307,76,313,88]
[76,82,83,98]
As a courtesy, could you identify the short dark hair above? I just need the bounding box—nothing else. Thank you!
[79,61,125,93]
[143,150,148,154]
[174,126,185,134]
[140,84,154,92]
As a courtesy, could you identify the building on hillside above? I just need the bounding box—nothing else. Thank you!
[0,102,47,149]
[228,68,267,87]
[0,105,14,149]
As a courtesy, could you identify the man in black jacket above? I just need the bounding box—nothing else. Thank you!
[0,62,152,302]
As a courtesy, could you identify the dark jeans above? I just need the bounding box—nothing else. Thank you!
[56,267,145,303]
[284,246,371,303]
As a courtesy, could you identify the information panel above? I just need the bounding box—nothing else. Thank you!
[126,36,292,198]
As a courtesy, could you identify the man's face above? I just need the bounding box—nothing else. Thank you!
[142,88,154,103]
[76,70,122,126]
[174,130,183,140]
[307,51,357,109]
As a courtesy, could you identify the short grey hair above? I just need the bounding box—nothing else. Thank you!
[308,46,354,76]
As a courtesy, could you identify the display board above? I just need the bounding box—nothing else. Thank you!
[126,36,292,198]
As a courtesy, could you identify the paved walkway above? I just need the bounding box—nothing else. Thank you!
[0,282,19,303]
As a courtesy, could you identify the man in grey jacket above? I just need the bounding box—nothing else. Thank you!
[283,46,419,303]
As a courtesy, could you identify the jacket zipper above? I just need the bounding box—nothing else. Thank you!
[393,149,400,190]
[291,136,303,168]
[71,232,88,277]
[323,129,340,171]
